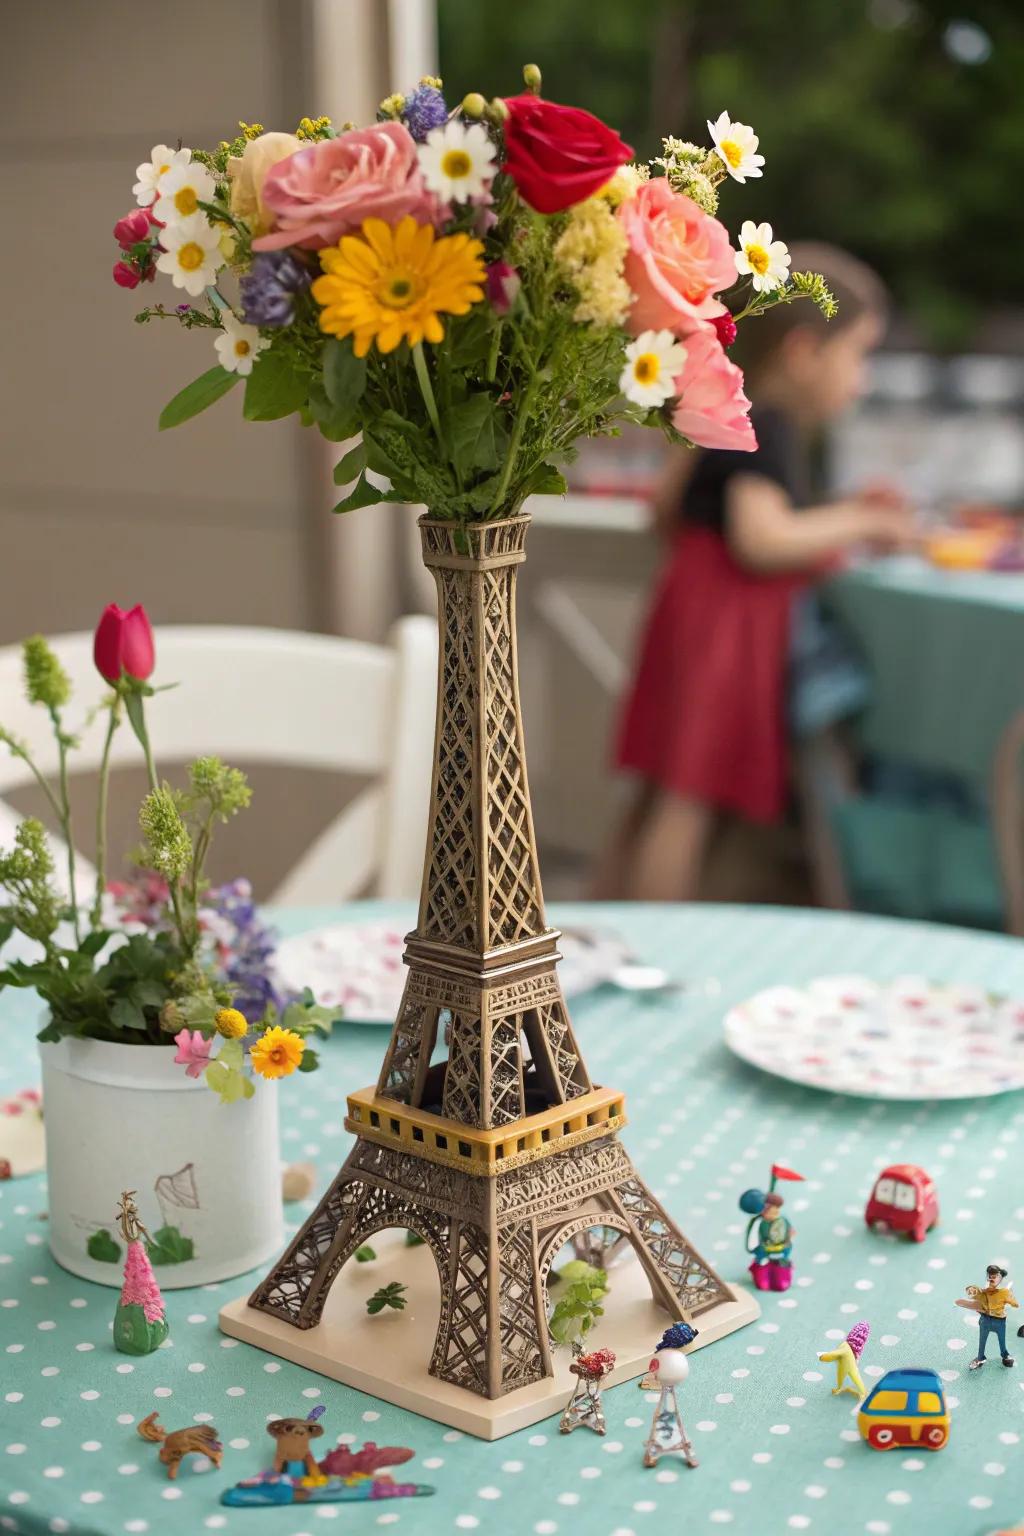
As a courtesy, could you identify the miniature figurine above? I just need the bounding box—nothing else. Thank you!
[220,1403,436,1507]
[739,1163,805,1292]
[640,1322,699,1469]
[137,1412,224,1478]
[818,1320,870,1398]
[864,1163,939,1243]
[857,1368,949,1450]
[114,1191,169,1355]
[560,1345,616,1436]
[956,1264,1018,1370]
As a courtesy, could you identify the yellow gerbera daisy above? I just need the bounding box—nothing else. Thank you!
[312,216,486,356]
[250,1025,305,1080]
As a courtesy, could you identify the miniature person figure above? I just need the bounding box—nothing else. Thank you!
[739,1164,805,1292]
[560,1345,616,1436]
[266,1405,326,1479]
[818,1320,870,1398]
[956,1265,1018,1370]
[114,1191,169,1355]
[640,1322,699,1469]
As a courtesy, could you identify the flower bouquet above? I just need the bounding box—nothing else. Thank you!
[0,609,335,1283]
[118,66,835,512]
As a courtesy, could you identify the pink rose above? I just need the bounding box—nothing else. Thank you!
[253,122,440,252]
[620,179,736,337]
[671,329,757,452]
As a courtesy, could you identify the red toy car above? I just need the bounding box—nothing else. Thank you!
[865,1164,938,1243]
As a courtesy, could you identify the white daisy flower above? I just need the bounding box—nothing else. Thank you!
[707,112,764,183]
[417,120,497,204]
[155,215,224,296]
[213,313,269,377]
[154,162,216,228]
[133,143,192,207]
[735,221,791,293]
[619,330,688,409]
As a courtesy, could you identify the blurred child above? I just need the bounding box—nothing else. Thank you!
[595,244,913,901]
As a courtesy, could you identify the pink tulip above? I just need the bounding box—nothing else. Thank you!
[93,603,156,683]
[173,1028,213,1080]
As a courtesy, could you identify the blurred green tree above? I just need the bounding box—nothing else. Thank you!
[437,0,1024,347]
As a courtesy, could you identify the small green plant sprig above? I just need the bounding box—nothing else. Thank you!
[366,1282,408,1315]
[548,1260,608,1348]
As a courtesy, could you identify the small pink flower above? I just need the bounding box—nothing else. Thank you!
[620,178,735,338]
[113,208,159,250]
[671,329,757,452]
[112,260,141,289]
[253,122,440,252]
[486,260,520,315]
[173,1028,213,1079]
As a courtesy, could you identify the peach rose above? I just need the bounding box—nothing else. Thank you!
[620,178,735,337]
[252,122,439,251]
[671,329,756,452]
[227,132,303,237]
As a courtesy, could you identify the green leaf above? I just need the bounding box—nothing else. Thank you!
[243,349,308,422]
[78,930,110,958]
[159,367,239,430]
[355,1245,377,1262]
[448,393,507,480]
[0,918,15,949]
[217,1038,244,1071]
[111,996,147,1032]
[297,1047,319,1073]
[123,688,149,760]
[322,338,368,418]
[332,440,367,486]
[333,474,386,515]
[405,1229,425,1247]
[204,1060,251,1103]
[146,1224,194,1265]
[521,462,568,498]
[87,1228,121,1263]
[307,384,358,443]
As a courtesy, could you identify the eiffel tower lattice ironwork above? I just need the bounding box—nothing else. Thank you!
[248,513,734,1399]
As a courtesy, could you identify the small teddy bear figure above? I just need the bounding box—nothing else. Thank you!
[266,1405,326,1480]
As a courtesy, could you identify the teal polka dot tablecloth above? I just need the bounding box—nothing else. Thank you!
[2,901,1024,1536]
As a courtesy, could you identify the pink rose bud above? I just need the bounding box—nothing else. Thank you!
[93,603,156,682]
[113,208,157,250]
[112,260,141,289]
[710,311,738,349]
[486,260,520,316]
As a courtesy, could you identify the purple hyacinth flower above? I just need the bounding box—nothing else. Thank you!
[239,251,313,328]
[402,84,448,142]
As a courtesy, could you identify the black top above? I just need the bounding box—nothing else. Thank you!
[681,406,811,531]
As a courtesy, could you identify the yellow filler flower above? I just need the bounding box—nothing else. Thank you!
[214,1007,248,1039]
[251,1025,305,1079]
[312,216,485,356]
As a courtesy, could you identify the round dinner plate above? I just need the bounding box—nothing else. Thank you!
[272,921,631,1025]
[723,973,1024,1099]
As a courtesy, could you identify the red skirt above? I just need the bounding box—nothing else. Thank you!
[614,526,809,824]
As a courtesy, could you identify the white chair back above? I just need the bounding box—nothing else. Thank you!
[0,620,437,905]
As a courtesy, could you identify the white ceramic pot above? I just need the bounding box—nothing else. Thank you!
[39,1036,284,1288]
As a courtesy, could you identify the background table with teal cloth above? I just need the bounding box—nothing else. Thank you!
[2,901,1023,1536]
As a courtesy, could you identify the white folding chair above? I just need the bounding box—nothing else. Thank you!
[0,620,437,905]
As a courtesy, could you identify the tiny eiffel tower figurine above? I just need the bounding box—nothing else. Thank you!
[560,1345,615,1436]
[245,516,741,1403]
[640,1323,699,1469]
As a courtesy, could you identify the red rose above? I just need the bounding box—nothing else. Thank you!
[502,94,633,214]
[93,603,156,682]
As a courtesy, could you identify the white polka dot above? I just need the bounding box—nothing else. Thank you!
[983,1462,1005,1476]
[219,1338,239,1347]
[900,1458,924,1471]
[746,1345,765,1356]
[81,1440,102,1451]
[885,1490,911,1505]
[115,1362,133,1373]
[74,1342,93,1352]
[79,1389,100,1400]
[731,1368,750,1379]
[194,1412,214,1423]
[786,1396,806,1408]
[534,1525,557,1536]
[759,1321,779,1334]
[865,1524,890,1534]
[968,1495,993,1510]
[823,1457,844,1469]
[37,1320,55,1330]
[7,1494,28,1506]
[125,1523,149,1533]
[455,1518,479,1529]
[998,1430,1020,1444]
[730,1479,751,1492]
[42,1466,63,1479]
[204,1518,226,1530]
[80,1492,103,1504]
[226,1386,245,1396]
[709,1514,733,1525]
[527,1434,546,1446]
[69,1298,87,1309]
[769,1424,791,1435]
[752,1451,772,1464]
[896,1309,917,1321]
[788,1519,811,1530]
[602,1441,623,1454]
[50,1521,71,1534]
[117,1414,134,1425]
[805,1484,826,1498]
[301,1386,321,1398]
[715,1393,734,1404]
[4,1394,21,1403]
[187,1313,207,1323]
[362,1409,379,1421]
[913,1282,932,1294]
[118,1463,139,1475]
[423,1456,445,1469]
[161,1487,182,1500]
[839,1428,860,1441]
[696,1420,717,1432]
[5,1445,26,1455]
[624,1417,644,1428]
[556,1493,579,1506]
[654,1469,677,1484]
[229,1438,250,1450]
[802,1371,822,1382]
[263,1361,281,1373]
[153,1387,172,1398]
[478,1487,501,1499]
[41,1366,59,1376]
[946,1338,967,1350]
[4,1345,22,1354]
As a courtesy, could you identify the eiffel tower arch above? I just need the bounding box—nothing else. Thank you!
[242,514,751,1405]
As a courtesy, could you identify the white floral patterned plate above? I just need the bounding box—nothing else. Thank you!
[723,973,1024,1099]
[272,921,630,1025]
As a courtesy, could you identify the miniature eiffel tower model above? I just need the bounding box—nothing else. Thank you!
[242,515,746,1406]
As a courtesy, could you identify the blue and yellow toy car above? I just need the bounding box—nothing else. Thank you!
[857,1367,950,1451]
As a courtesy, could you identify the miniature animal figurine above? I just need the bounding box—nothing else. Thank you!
[739,1163,804,1292]
[267,1404,326,1478]
[640,1322,699,1469]
[956,1264,1019,1370]
[137,1412,223,1479]
[818,1320,870,1398]
[318,1441,414,1478]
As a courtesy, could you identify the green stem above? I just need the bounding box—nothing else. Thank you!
[486,321,503,383]
[489,368,541,517]
[412,342,444,451]
[48,709,80,945]
[91,699,121,929]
